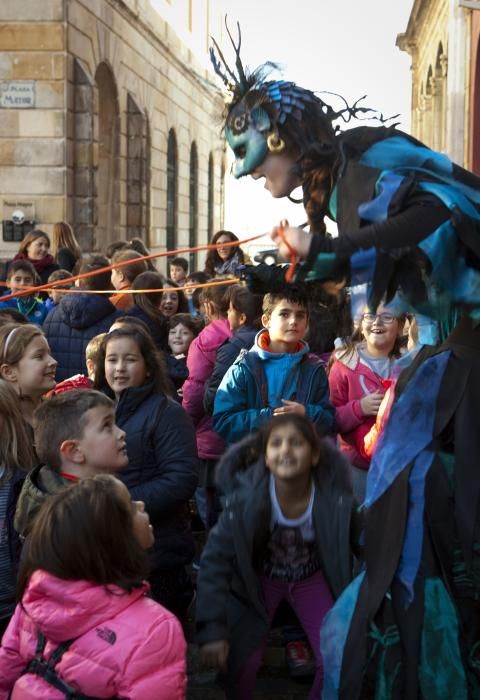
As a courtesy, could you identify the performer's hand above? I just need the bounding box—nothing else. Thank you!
[273,399,306,416]
[360,391,384,416]
[238,263,290,294]
[271,220,312,261]
[201,640,230,672]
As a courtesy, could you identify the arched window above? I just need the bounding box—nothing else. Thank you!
[207,153,214,240]
[127,95,150,242]
[166,129,178,252]
[94,62,120,249]
[189,142,198,270]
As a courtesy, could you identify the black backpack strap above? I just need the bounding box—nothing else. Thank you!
[22,632,102,699]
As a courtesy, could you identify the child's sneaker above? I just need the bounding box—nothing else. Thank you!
[284,638,316,678]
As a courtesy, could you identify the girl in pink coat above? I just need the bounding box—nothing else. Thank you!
[328,304,409,503]
[182,283,232,528]
[0,475,186,700]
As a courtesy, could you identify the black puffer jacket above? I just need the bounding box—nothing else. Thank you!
[115,382,199,570]
[196,441,362,688]
[203,325,257,415]
[43,292,122,381]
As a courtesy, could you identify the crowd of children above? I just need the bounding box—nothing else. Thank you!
[0,225,428,700]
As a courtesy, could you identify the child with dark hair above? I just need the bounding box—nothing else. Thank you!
[0,260,48,325]
[196,414,361,699]
[1,475,187,698]
[184,271,209,318]
[44,268,72,312]
[167,313,204,397]
[182,284,232,527]
[170,257,189,285]
[128,237,157,271]
[129,270,169,350]
[14,389,128,538]
[328,302,409,502]
[110,249,148,310]
[94,326,198,619]
[104,239,129,262]
[0,308,28,326]
[160,280,189,318]
[204,285,263,415]
[213,287,335,444]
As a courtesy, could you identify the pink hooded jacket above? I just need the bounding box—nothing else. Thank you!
[182,318,232,460]
[328,343,416,469]
[0,570,186,700]
[328,345,390,469]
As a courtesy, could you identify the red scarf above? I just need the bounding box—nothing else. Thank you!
[13,252,56,275]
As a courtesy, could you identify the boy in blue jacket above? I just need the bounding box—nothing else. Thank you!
[213,287,335,444]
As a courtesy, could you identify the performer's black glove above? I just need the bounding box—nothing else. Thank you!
[238,264,292,294]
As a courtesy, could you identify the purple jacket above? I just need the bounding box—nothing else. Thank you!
[182,318,232,460]
[0,570,186,699]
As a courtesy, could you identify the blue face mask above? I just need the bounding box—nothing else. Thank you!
[225,104,271,178]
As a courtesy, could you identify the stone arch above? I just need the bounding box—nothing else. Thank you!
[166,129,178,252]
[127,94,150,243]
[94,62,121,250]
[189,142,198,270]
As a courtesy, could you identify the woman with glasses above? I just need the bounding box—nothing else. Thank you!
[327,305,410,502]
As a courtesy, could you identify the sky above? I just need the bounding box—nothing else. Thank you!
[219,0,416,255]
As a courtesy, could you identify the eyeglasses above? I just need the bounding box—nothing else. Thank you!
[362,312,396,324]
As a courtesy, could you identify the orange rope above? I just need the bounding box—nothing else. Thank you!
[42,278,240,295]
[0,234,265,302]
[276,220,298,283]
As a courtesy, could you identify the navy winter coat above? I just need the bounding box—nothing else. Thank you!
[43,292,122,381]
[203,325,257,415]
[115,382,199,571]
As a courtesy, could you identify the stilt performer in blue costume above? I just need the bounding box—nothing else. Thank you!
[211,20,480,699]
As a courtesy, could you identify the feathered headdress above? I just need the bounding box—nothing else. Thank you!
[210,17,397,177]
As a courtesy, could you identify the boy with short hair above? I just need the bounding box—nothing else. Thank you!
[45,269,72,311]
[169,257,189,285]
[14,389,127,537]
[213,287,335,443]
[0,260,48,326]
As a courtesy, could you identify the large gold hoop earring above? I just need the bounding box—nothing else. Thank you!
[267,132,285,153]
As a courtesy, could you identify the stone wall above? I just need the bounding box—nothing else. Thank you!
[0,0,226,268]
[397,0,470,166]
[0,0,67,252]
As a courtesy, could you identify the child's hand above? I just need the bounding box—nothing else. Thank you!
[273,399,306,416]
[360,391,384,416]
[201,640,230,672]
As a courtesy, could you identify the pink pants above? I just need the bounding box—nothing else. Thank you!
[234,571,334,700]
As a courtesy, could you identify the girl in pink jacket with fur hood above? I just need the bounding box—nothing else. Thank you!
[0,475,186,700]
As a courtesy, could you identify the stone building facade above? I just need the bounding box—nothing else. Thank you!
[397,0,480,173]
[0,0,226,270]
